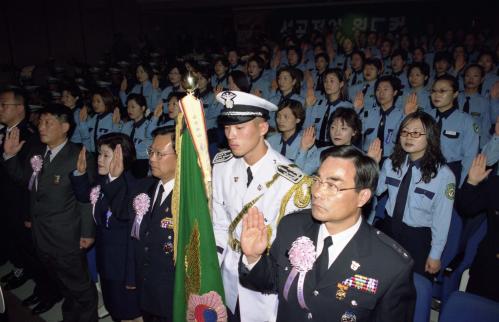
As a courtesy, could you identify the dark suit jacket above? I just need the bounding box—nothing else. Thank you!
[129,178,175,319]
[69,171,138,285]
[0,120,39,223]
[240,210,416,322]
[3,141,95,255]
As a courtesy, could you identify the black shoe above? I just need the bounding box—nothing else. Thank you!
[22,294,41,307]
[31,300,58,315]
[3,273,29,291]
[0,270,14,283]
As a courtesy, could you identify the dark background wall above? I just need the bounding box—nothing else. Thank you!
[1,0,498,67]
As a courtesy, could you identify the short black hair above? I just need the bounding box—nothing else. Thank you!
[97,133,136,171]
[152,126,176,151]
[229,70,251,93]
[39,103,75,138]
[364,58,383,72]
[0,87,28,112]
[391,49,408,61]
[320,145,379,196]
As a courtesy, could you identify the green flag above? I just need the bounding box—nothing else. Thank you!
[172,94,226,322]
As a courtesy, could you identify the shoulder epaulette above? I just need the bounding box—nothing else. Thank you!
[276,164,304,184]
[213,150,233,164]
[375,229,412,262]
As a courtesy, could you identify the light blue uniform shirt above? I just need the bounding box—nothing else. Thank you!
[482,134,499,168]
[210,74,229,90]
[70,107,82,144]
[359,104,405,157]
[119,117,158,159]
[119,80,161,112]
[377,157,455,260]
[294,145,329,175]
[400,87,432,112]
[198,90,219,130]
[303,97,353,142]
[458,92,492,149]
[348,80,377,110]
[267,130,305,162]
[248,73,272,100]
[428,107,479,186]
[482,72,499,98]
[491,98,499,126]
[78,113,122,152]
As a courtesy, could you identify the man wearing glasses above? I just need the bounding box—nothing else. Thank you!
[239,145,416,322]
[111,125,178,322]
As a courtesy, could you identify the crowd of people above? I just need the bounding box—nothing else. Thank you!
[0,21,499,322]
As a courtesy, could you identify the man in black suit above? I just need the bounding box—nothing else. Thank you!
[2,104,98,322]
[115,126,177,322]
[240,145,416,322]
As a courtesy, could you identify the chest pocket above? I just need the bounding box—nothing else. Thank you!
[385,177,400,187]
[413,187,435,212]
[443,130,460,139]
[364,128,375,139]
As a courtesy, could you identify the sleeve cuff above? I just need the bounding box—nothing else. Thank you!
[242,255,261,271]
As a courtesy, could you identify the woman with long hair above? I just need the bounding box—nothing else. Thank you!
[374,111,455,278]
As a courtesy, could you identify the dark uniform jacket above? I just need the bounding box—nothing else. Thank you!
[129,178,175,319]
[456,177,499,302]
[240,210,416,322]
[3,141,95,255]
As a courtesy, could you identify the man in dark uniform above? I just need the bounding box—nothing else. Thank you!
[239,145,416,322]
[456,154,499,302]
[124,126,177,322]
[0,88,61,314]
[2,104,97,322]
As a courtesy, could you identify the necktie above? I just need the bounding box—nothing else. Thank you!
[319,103,333,143]
[130,123,137,142]
[93,115,102,151]
[351,72,358,86]
[362,83,370,95]
[246,167,253,187]
[316,236,333,279]
[377,111,387,151]
[391,161,414,232]
[315,73,324,92]
[140,85,144,96]
[463,96,470,114]
[436,112,443,134]
[152,183,165,213]
[43,150,52,165]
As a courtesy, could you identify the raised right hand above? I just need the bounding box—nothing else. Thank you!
[79,105,88,122]
[240,207,268,264]
[367,138,382,164]
[300,126,316,151]
[467,154,492,186]
[112,107,121,124]
[77,146,87,174]
[3,128,25,157]
[120,77,128,92]
[109,144,124,178]
[353,91,364,111]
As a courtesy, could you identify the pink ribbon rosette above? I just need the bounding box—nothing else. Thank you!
[283,236,316,310]
[89,185,101,223]
[131,193,150,239]
[28,155,43,191]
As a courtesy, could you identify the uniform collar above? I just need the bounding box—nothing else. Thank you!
[134,117,147,128]
[280,130,300,146]
[380,105,396,116]
[436,106,457,119]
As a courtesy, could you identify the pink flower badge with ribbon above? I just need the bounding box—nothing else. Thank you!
[28,155,43,191]
[89,185,101,223]
[283,236,316,310]
[131,193,150,239]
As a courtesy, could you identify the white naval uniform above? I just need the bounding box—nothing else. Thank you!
[212,142,311,322]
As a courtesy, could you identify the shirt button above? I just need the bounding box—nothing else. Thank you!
[307,312,313,319]
[145,231,150,237]
[144,246,149,252]
[313,290,319,296]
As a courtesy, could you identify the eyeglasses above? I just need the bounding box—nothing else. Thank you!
[147,147,175,159]
[430,89,454,94]
[0,102,20,108]
[311,175,357,194]
[400,130,426,138]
